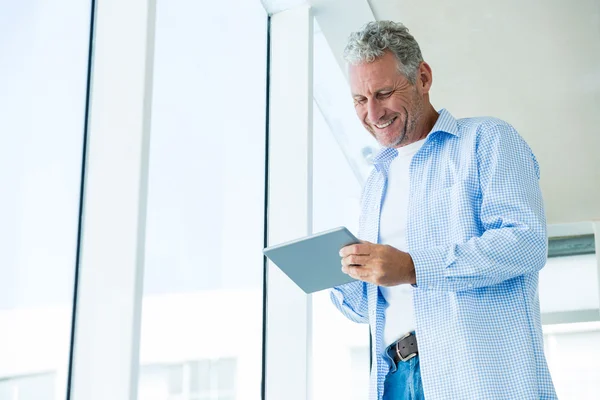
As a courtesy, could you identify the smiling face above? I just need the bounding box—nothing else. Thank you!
[349,51,430,148]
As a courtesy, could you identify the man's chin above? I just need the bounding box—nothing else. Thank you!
[378,134,404,148]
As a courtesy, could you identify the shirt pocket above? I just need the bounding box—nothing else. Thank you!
[420,181,472,243]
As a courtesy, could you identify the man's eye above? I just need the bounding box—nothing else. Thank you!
[354,98,367,105]
[378,91,392,98]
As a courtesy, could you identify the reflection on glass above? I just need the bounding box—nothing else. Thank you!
[0,2,91,399]
[137,1,267,399]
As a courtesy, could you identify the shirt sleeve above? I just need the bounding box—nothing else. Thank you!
[329,281,369,324]
[409,122,548,292]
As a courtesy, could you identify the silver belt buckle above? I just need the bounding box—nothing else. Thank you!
[395,332,417,362]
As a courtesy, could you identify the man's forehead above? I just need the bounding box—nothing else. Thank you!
[349,69,398,96]
[349,56,403,92]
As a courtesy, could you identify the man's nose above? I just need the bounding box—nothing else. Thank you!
[366,101,385,125]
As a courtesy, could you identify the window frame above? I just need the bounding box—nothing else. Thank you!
[68,0,157,399]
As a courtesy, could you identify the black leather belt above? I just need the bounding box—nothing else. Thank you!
[387,332,418,364]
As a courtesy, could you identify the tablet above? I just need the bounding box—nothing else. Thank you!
[263,226,361,293]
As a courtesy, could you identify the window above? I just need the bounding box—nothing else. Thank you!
[139,359,236,400]
[0,1,92,399]
[137,0,267,399]
[348,346,371,400]
[189,359,236,400]
[0,373,56,400]
[539,254,599,316]
[138,365,183,400]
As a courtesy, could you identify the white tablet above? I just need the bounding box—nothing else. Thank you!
[263,226,361,293]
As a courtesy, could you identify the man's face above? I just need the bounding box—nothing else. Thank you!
[349,51,424,148]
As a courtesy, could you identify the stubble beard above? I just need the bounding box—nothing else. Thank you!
[394,90,424,147]
[369,89,425,148]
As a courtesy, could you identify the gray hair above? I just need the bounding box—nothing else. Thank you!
[344,21,423,84]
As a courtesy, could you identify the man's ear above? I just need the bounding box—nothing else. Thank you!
[418,61,433,94]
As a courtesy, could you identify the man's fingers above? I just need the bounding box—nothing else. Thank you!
[339,242,372,258]
[342,265,371,279]
[341,254,369,267]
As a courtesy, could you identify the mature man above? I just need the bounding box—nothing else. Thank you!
[332,21,557,400]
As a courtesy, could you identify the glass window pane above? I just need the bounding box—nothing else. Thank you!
[137,1,267,399]
[216,359,236,392]
[0,373,55,400]
[312,21,377,186]
[539,254,599,313]
[349,347,370,400]
[167,365,184,395]
[0,2,91,399]
[139,364,184,399]
[189,360,211,393]
[311,19,370,400]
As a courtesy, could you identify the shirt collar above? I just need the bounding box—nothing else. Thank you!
[371,147,398,171]
[371,109,459,169]
[429,108,460,137]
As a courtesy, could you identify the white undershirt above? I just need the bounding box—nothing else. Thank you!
[379,138,426,349]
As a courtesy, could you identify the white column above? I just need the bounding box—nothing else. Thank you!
[69,0,157,399]
[266,5,313,400]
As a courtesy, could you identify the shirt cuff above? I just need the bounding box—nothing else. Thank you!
[409,246,454,290]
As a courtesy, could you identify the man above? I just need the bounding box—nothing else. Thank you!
[332,21,557,400]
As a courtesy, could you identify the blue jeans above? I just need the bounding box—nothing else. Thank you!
[382,350,424,400]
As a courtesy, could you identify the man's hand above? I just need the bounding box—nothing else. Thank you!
[339,242,416,286]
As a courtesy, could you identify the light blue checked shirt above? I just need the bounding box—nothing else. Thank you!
[331,109,557,399]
